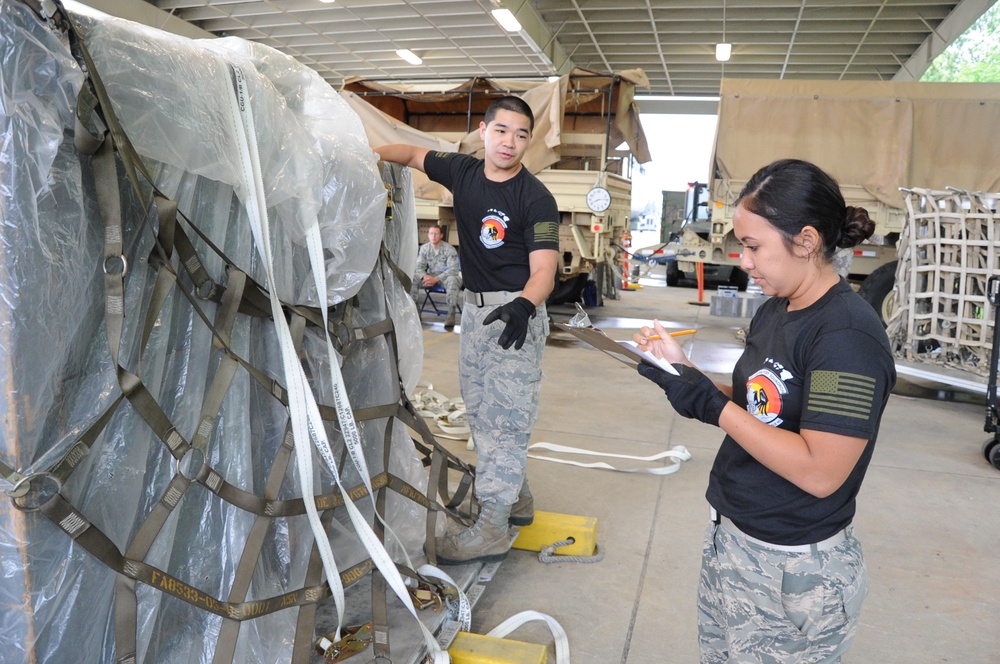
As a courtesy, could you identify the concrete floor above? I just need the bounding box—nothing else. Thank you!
[415,273,1000,663]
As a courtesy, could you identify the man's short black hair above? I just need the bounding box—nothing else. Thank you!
[484,95,534,132]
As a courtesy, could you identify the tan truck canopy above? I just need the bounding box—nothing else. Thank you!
[711,78,1000,209]
[341,68,651,203]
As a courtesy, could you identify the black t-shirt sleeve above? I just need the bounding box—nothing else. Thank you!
[423,151,462,189]
[524,189,560,252]
[800,327,895,439]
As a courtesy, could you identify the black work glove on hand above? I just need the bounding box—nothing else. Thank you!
[483,296,536,350]
[637,362,730,426]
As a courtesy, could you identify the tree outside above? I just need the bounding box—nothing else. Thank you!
[921,2,1000,82]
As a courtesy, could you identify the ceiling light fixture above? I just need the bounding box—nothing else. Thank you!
[491,8,522,32]
[716,0,731,62]
[319,0,335,4]
[395,48,422,65]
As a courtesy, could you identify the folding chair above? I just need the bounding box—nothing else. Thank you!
[421,285,448,316]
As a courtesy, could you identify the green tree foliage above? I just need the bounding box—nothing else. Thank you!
[921,3,1000,82]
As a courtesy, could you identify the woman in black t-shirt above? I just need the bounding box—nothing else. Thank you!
[634,159,895,662]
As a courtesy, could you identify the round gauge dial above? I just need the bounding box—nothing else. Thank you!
[586,186,612,213]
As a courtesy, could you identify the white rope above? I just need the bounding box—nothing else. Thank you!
[527,442,691,475]
[226,64,447,662]
[538,539,605,565]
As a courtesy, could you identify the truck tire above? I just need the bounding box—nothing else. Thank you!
[594,261,613,305]
[546,273,587,306]
[728,267,749,291]
[666,262,683,287]
[858,261,897,326]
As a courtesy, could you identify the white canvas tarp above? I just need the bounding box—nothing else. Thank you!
[341,76,568,205]
[712,78,1000,208]
[342,69,651,204]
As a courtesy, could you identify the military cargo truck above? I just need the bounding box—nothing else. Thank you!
[667,78,1000,323]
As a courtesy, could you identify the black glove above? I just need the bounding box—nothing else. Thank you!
[637,362,730,426]
[482,296,536,350]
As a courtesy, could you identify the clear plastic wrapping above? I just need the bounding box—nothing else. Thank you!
[0,1,429,661]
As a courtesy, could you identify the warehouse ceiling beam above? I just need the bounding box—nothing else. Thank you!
[495,0,575,75]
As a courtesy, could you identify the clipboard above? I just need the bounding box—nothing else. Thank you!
[553,323,679,374]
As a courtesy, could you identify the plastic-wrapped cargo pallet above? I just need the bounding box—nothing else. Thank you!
[0,1,475,662]
[890,187,999,376]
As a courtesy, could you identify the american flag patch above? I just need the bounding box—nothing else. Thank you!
[533,221,560,244]
[808,370,876,420]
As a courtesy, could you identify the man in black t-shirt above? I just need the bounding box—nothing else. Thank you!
[376,96,559,565]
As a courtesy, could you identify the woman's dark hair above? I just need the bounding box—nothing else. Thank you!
[735,159,875,260]
[484,95,535,132]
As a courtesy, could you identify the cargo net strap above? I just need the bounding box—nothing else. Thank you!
[5,3,477,663]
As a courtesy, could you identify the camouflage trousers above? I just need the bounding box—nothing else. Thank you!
[698,519,868,663]
[411,274,463,309]
[458,293,547,505]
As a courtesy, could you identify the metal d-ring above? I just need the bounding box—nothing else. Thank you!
[9,472,62,512]
[174,447,205,481]
[196,279,219,301]
[103,254,128,278]
[331,320,354,351]
[5,473,31,499]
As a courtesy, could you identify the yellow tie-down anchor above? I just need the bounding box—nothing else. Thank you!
[510,510,598,557]
[448,632,546,664]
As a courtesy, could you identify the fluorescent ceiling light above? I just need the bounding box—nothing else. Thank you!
[491,8,522,32]
[319,0,335,4]
[396,49,422,65]
[715,43,732,62]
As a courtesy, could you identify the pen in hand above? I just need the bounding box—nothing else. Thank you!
[647,329,697,341]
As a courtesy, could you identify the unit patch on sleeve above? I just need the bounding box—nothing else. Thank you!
[807,370,876,420]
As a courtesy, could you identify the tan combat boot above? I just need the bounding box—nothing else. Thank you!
[435,500,512,565]
[444,306,456,330]
[509,479,534,526]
